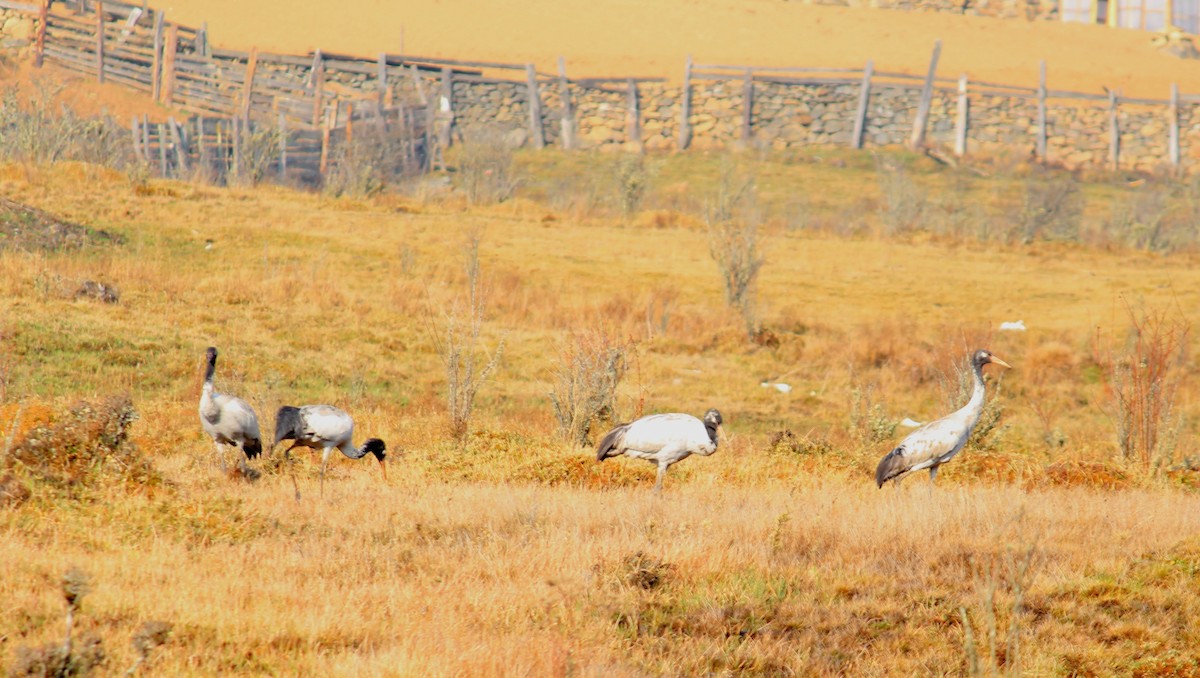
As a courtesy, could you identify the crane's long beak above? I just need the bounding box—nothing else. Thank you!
[990,356,1013,369]
[379,458,388,483]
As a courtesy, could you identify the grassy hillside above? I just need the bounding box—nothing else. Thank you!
[1,147,1200,674]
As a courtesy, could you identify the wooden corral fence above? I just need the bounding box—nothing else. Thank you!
[5,2,1200,173]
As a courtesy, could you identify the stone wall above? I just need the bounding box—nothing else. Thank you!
[796,0,1059,22]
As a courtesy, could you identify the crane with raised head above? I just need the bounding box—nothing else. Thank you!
[875,349,1012,488]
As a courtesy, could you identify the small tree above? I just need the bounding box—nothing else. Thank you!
[430,231,505,440]
[1095,302,1190,470]
[549,332,632,446]
[706,163,765,338]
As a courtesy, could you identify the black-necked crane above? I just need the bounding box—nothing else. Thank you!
[596,408,723,493]
[273,404,387,497]
[875,349,1012,488]
[198,346,264,472]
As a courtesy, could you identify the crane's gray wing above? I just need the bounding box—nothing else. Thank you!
[875,415,969,486]
[621,414,705,453]
[215,394,261,440]
[302,405,353,445]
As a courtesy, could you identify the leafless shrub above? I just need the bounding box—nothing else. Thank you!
[937,354,1008,452]
[1016,171,1084,244]
[876,160,927,235]
[429,232,505,440]
[549,332,632,446]
[1095,302,1190,470]
[10,567,106,677]
[5,394,161,496]
[614,154,649,220]
[960,536,1039,677]
[125,621,172,676]
[1102,186,1190,253]
[0,84,130,169]
[456,132,520,205]
[848,384,897,448]
[324,116,428,197]
[706,163,765,338]
[231,123,285,187]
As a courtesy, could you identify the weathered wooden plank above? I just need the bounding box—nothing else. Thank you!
[851,60,872,150]
[1108,89,1119,171]
[241,46,258,121]
[310,49,324,127]
[34,0,48,67]
[162,25,177,104]
[1036,60,1047,162]
[195,21,207,57]
[130,115,141,158]
[740,68,753,144]
[1169,83,1180,168]
[909,40,942,150]
[525,63,545,149]
[679,54,692,150]
[626,78,642,151]
[169,116,188,173]
[954,74,968,157]
[557,56,575,150]
[150,9,163,101]
[0,0,39,11]
[94,0,104,83]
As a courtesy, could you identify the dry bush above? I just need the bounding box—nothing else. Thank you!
[0,84,131,170]
[614,154,649,221]
[875,160,927,236]
[9,567,106,677]
[456,132,521,205]
[1016,170,1084,244]
[548,332,632,446]
[231,123,286,187]
[937,353,1008,452]
[1095,302,1190,470]
[430,232,505,440]
[960,537,1039,677]
[1101,185,1190,253]
[323,116,428,197]
[706,163,765,338]
[4,394,160,497]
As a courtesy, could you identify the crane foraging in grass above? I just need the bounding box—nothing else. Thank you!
[273,404,387,498]
[198,346,264,473]
[596,408,724,493]
[875,349,1012,489]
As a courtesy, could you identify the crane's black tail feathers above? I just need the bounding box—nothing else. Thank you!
[273,406,303,448]
[596,424,629,462]
[243,438,263,460]
[875,447,906,488]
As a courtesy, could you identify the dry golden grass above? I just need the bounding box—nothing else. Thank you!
[1,153,1199,674]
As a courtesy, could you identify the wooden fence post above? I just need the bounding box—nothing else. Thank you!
[95,1,105,84]
[909,40,942,151]
[626,78,642,152]
[157,123,168,177]
[377,53,388,109]
[168,116,188,173]
[310,49,325,127]
[278,111,288,181]
[346,102,355,145]
[1036,60,1047,163]
[231,115,241,182]
[1108,89,1119,171]
[525,63,545,149]
[1169,83,1180,169]
[678,54,693,150]
[131,116,141,159]
[162,25,178,105]
[954,74,968,158]
[150,10,164,101]
[851,60,873,149]
[141,114,150,162]
[438,67,454,155]
[34,0,47,68]
[557,56,575,150]
[196,21,208,57]
[241,47,259,121]
[740,68,753,145]
[320,103,333,175]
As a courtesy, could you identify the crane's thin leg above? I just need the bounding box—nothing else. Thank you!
[653,464,667,494]
[214,442,227,473]
[320,448,331,499]
[928,466,939,498]
[282,443,301,502]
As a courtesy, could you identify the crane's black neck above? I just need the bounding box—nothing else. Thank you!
[204,354,216,384]
[705,421,719,447]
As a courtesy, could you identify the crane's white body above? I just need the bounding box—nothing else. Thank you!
[596,409,722,492]
[274,404,387,497]
[875,350,1010,488]
[198,348,263,472]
